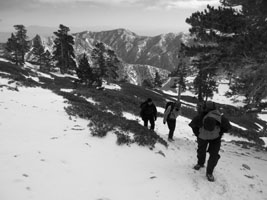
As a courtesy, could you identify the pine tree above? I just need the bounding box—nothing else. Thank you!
[171,43,188,100]
[40,50,52,72]
[5,25,30,65]
[154,72,163,88]
[91,42,122,85]
[186,1,267,107]
[190,52,218,102]
[91,42,107,79]
[91,42,106,87]
[185,4,244,102]
[32,34,45,64]
[228,65,267,107]
[5,33,19,64]
[193,62,218,102]
[106,49,120,83]
[53,24,76,74]
[76,53,94,86]
[142,79,153,88]
[14,25,30,64]
[222,0,267,107]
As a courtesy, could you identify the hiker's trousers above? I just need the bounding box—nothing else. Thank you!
[167,119,176,139]
[197,137,221,174]
[143,116,155,130]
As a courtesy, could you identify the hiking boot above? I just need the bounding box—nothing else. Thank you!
[206,173,215,182]
[193,164,204,170]
[168,138,174,142]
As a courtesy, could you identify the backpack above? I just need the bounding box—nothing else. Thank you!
[165,101,174,110]
[165,102,176,119]
[198,110,222,140]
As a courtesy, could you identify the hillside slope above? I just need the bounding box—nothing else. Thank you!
[0,61,267,200]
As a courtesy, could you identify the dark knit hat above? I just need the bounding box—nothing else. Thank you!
[147,98,152,102]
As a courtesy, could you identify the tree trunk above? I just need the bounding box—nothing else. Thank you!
[60,40,64,74]
[198,70,204,102]
[178,83,182,101]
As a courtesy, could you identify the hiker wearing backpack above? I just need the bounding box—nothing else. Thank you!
[163,101,182,141]
[140,98,157,130]
[189,101,231,182]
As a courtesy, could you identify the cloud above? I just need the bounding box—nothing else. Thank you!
[38,0,138,4]
[169,0,220,9]
[0,0,220,10]
[31,0,140,9]
[0,0,41,11]
[37,0,219,9]
[0,0,220,12]
[143,0,220,10]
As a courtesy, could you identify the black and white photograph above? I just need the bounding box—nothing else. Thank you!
[0,0,267,199]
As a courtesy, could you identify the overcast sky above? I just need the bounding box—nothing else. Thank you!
[0,0,220,36]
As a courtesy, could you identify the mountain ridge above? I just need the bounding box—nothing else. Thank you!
[26,28,191,86]
[72,28,191,71]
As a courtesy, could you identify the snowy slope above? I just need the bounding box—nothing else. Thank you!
[1,77,267,200]
[162,77,246,107]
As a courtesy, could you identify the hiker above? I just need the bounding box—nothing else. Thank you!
[140,98,157,130]
[189,101,231,182]
[163,101,182,141]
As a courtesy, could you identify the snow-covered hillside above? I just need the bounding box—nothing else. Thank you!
[162,77,246,107]
[1,74,267,200]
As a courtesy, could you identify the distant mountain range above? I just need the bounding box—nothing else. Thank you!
[0,26,55,43]
[1,26,193,71]
[1,27,194,86]
[47,28,193,84]
[0,25,112,43]
[72,29,192,71]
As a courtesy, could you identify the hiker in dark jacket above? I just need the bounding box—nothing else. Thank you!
[189,101,231,182]
[140,98,157,130]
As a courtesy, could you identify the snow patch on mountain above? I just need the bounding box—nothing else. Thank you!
[123,63,169,85]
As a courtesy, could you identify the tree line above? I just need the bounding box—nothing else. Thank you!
[4,24,164,88]
[4,24,125,87]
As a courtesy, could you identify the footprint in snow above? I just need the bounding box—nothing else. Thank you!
[156,150,165,157]
[22,174,29,178]
[191,170,229,197]
[85,143,91,147]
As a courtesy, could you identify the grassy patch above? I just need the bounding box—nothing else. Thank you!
[0,61,40,87]
[60,90,168,148]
